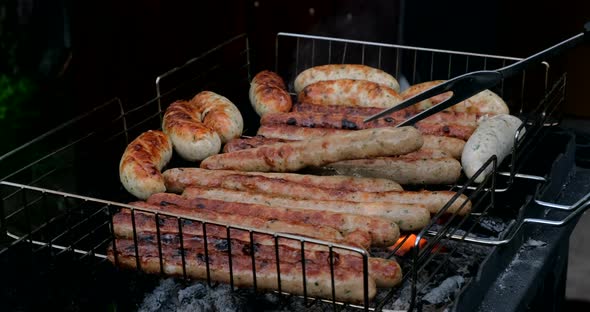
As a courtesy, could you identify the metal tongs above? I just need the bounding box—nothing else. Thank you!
[364,22,590,126]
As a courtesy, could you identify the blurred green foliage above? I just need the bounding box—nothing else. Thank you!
[0,74,38,121]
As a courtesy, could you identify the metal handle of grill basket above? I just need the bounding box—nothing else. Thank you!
[529,189,590,227]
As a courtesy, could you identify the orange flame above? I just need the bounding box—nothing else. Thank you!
[390,234,447,257]
[390,234,427,257]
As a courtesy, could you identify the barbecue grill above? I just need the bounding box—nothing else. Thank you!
[0,28,588,312]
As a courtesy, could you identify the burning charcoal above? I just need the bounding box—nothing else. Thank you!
[421,276,464,305]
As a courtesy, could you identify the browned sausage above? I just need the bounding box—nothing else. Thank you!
[257,125,350,140]
[402,80,509,114]
[256,125,465,160]
[146,192,400,247]
[260,111,475,140]
[293,101,417,116]
[223,136,290,153]
[119,130,173,200]
[126,201,348,245]
[181,186,431,232]
[114,225,401,288]
[294,64,401,93]
[293,102,480,127]
[324,156,462,185]
[112,208,354,253]
[249,70,293,116]
[162,167,403,193]
[191,91,243,143]
[108,239,377,304]
[182,174,470,216]
[201,127,424,172]
[162,100,221,161]
[298,79,403,108]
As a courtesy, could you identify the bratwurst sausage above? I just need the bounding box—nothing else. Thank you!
[162,100,222,161]
[260,111,475,140]
[249,70,292,116]
[127,201,347,245]
[256,125,465,160]
[147,192,400,247]
[200,127,423,172]
[209,174,470,215]
[162,167,402,193]
[108,239,377,304]
[298,79,403,108]
[462,114,524,183]
[119,130,173,200]
[191,91,243,144]
[294,64,401,93]
[182,186,430,232]
[401,80,509,115]
[292,103,480,127]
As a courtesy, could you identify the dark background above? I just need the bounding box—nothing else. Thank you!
[1,0,589,154]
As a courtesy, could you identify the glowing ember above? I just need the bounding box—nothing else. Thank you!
[391,234,427,257]
[391,234,447,257]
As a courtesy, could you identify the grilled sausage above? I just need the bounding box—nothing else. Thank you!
[422,135,466,160]
[298,80,403,108]
[293,101,417,116]
[112,226,401,288]
[177,174,468,216]
[112,209,359,254]
[162,167,402,193]
[324,156,462,185]
[127,201,347,245]
[462,114,524,183]
[260,111,475,140]
[216,175,469,215]
[201,127,423,172]
[401,80,509,115]
[119,130,173,200]
[108,239,378,304]
[182,186,431,232]
[147,192,400,247]
[293,102,482,126]
[162,100,221,161]
[249,70,293,117]
[294,64,401,93]
[257,125,350,140]
[256,125,465,160]
[223,136,289,153]
[192,91,243,143]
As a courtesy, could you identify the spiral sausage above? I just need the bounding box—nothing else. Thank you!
[192,91,243,144]
[162,100,221,162]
